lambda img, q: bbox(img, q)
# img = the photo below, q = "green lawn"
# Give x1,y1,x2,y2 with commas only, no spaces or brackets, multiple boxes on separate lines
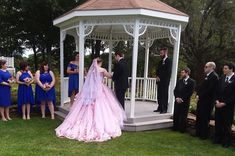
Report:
0,117,234,156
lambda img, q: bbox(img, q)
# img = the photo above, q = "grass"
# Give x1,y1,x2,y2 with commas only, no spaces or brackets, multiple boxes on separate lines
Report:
0,116,234,156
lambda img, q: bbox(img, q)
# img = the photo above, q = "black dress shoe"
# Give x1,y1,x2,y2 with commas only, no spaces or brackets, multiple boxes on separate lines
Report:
213,139,221,144
222,143,230,148
160,111,167,114
200,136,207,140
153,110,160,112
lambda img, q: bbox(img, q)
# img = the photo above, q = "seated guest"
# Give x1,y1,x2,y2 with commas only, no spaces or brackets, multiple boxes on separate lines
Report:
214,63,235,148
67,52,79,106
173,68,195,133
16,61,34,120
0,59,14,121
196,62,219,139
35,62,56,119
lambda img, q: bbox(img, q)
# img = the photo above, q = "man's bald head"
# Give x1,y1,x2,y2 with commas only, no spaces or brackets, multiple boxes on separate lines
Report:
204,62,216,74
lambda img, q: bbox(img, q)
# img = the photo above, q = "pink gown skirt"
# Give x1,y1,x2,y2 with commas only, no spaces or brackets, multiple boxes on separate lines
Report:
55,84,126,142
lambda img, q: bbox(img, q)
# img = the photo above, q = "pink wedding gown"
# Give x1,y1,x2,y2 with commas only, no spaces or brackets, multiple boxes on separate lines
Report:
55,59,126,142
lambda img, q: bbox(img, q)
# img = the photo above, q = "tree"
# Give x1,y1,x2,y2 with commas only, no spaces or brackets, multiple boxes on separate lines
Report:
0,0,24,56
20,0,83,69
162,0,235,84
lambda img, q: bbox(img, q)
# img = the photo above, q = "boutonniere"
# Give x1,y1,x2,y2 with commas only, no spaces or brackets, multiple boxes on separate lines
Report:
228,80,233,84
205,77,208,80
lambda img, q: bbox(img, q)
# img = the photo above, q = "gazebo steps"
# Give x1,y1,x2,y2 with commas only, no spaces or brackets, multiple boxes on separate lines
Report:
55,106,173,132
123,119,173,131
55,111,67,121
126,113,172,123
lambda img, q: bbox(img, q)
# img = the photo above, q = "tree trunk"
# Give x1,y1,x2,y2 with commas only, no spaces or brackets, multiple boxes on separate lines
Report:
46,42,52,67
95,40,101,58
193,62,205,91
91,39,95,59
32,44,38,72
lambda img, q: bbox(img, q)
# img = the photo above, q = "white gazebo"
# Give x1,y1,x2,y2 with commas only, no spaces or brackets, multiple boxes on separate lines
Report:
53,0,189,131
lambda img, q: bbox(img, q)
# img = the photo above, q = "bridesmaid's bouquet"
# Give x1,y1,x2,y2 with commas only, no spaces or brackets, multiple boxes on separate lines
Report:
44,82,51,89
24,77,31,83
8,78,15,84
74,68,79,73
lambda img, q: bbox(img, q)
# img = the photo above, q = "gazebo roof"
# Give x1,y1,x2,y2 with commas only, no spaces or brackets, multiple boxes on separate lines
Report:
54,0,188,26
76,0,187,16
54,0,189,44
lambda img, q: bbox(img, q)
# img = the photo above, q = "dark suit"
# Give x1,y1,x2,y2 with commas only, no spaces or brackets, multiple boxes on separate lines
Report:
214,74,235,146
112,58,128,109
173,77,195,132
196,71,219,139
156,57,172,113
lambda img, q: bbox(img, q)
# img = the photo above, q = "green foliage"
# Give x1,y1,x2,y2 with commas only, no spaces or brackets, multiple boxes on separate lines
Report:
162,0,235,83
0,0,24,56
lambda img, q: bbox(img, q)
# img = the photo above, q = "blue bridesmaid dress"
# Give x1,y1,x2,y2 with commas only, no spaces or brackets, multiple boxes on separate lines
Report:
17,71,34,112
0,70,12,107
35,72,56,105
68,63,79,97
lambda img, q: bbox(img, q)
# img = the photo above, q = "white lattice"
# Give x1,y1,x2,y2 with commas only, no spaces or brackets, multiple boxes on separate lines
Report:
169,29,178,45
61,16,179,47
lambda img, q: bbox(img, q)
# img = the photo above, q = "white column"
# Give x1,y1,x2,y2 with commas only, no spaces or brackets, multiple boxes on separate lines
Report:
78,21,85,91
75,35,79,51
74,35,79,92
108,40,113,87
60,30,66,107
168,25,182,114
143,41,150,100
130,19,140,118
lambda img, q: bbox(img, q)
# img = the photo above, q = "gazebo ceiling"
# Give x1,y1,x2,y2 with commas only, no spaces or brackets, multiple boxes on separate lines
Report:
66,25,170,42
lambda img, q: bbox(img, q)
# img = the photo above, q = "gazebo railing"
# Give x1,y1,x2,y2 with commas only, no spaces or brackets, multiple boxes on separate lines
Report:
62,77,157,105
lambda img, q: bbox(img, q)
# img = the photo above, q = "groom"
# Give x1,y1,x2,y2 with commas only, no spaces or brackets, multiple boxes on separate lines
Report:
112,52,128,109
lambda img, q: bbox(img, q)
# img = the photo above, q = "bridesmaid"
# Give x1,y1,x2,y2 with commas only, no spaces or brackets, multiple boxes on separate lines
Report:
67,52,79,106
0,59,13,121
16,61,34,120
35,62,56,119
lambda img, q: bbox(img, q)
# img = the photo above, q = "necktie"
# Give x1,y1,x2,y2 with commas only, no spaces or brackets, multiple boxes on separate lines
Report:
225,77,229,83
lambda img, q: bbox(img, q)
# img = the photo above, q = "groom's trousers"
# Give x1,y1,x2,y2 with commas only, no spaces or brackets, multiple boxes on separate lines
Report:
115,88,126,109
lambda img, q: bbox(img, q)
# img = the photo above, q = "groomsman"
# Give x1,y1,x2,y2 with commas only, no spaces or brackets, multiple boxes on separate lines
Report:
214,63,235,148
154,47,172,114
173,68,195,132
196,62,219,139
112,52,128,109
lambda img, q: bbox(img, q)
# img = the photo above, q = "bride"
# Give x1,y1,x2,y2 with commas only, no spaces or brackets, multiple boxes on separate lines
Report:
55,58,126,142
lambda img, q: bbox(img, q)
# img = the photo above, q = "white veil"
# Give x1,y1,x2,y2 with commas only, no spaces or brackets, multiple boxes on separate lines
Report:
74,59,102,105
